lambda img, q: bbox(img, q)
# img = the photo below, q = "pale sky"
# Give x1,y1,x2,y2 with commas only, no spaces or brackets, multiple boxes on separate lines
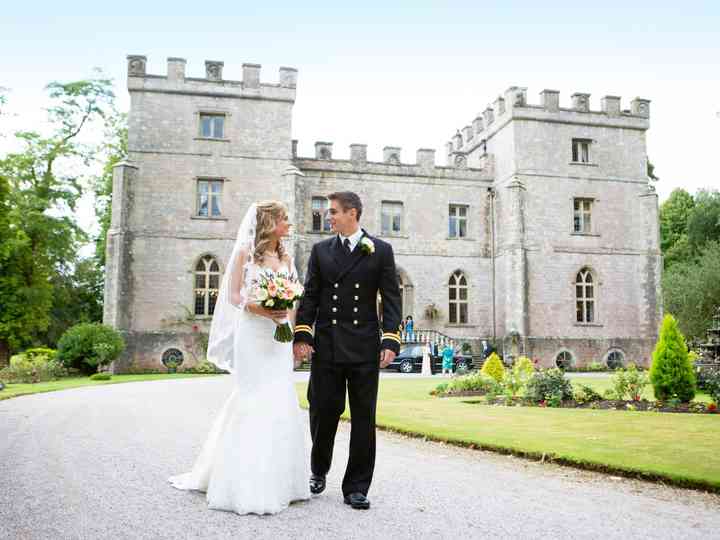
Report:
2,0,719,247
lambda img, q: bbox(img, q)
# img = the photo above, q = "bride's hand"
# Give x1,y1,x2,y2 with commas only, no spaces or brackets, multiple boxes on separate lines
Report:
266,308,289,324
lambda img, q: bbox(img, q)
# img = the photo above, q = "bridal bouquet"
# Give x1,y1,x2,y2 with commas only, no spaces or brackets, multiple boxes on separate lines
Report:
254,269,305,342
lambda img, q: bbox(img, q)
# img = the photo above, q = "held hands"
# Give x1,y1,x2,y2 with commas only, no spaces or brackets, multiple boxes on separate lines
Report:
293,342,314,363
379,349,396,369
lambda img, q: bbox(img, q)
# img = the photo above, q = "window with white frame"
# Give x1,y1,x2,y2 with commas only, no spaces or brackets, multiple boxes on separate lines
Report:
573,198,593,234
194,256,220,316
555,350,574,370
449,204,468,238
572,138,591,163
199,113,225,139
197,179,223,217
575,267,595,323
448,270,468,324
311,197,331,232
381,201,403,236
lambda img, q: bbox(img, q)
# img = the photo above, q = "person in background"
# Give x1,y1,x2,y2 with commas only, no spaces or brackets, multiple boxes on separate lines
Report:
441,343,454,376
404,315,414,342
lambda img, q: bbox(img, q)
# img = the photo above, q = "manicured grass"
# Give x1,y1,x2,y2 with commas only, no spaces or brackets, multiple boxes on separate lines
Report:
296,378,720,491
0,373,222,401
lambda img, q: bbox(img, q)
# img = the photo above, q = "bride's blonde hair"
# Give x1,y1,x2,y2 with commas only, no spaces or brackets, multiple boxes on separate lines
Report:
253,201,288,263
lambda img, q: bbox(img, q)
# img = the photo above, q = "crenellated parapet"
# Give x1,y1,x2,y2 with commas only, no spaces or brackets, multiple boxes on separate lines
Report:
125,55,297,102
447,86,650,162
294,142,493,180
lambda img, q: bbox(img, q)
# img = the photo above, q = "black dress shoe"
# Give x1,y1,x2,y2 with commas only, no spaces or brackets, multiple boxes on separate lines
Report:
343,492,370,510
309,474,326,494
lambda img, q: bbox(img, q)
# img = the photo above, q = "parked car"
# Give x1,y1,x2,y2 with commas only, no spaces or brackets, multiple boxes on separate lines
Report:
386,344,473,374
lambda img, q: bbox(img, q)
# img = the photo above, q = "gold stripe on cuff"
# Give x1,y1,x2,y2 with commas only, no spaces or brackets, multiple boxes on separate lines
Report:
382,335,402,345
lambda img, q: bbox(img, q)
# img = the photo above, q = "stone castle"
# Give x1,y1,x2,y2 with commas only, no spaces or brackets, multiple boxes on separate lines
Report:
104,54,661,372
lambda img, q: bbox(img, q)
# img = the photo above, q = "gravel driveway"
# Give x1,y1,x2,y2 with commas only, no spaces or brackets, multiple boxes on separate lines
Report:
1,376,718,540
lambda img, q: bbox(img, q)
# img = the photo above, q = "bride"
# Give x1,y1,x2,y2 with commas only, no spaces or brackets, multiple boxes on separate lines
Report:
169,201,310,515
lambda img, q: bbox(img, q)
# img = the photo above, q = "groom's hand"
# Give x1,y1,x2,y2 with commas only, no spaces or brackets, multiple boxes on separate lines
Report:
293,342,314,361
379,349,396,369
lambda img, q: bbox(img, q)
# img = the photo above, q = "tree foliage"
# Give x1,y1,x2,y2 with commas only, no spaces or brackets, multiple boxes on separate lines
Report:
662,241,720,341
0,74,116,355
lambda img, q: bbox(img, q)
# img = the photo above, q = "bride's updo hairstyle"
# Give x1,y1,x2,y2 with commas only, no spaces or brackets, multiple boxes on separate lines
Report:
253,200,288,264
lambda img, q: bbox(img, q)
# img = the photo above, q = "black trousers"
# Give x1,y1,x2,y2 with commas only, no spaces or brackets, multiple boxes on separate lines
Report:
307,360,379,497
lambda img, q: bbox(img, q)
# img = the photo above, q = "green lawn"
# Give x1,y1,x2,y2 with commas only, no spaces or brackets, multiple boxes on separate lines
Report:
0,373,222,401
296,377,720,492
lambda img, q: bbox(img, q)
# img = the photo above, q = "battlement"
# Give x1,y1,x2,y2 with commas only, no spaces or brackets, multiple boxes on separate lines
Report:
292,141,493,180
125,55,297,102
447,86,650,160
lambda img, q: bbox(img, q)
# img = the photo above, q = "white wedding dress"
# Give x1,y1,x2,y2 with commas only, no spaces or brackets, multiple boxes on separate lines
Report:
169,261,310,515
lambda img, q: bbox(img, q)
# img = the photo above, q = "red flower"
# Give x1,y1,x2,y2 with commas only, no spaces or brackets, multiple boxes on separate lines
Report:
192,324,199,332
708,403,718,413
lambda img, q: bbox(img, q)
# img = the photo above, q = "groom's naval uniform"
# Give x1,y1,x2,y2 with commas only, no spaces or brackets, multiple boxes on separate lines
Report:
293,228,401,499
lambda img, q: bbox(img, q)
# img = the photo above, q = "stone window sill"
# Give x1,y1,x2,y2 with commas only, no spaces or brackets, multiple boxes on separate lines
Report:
447,237,474,241
574,322,603,328
569,161,599,167
446,323,478,328
570,232,600,237
379,233,409,239
307,230,334,235
194,137,231,143
192,315,213,321
191,215,228,221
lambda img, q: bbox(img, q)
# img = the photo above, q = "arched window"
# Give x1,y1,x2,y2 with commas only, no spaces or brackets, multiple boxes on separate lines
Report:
606,350,625,370
555,350,575,370
194,255,221,316
449,271,468,324
575,268,595,323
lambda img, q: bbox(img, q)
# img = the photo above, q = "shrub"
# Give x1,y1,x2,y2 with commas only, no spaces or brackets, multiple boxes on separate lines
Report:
480,352,505,382
57,323,125,374
609,364,649,401
0,353,67,383
587,361,606,372
503,356,535,397
183,360,226,374
650,315,696,402
440,372,502,395
24,347,58,361
701,370,720,404
525,368,573,404
89,372,112,381
574,384,603,404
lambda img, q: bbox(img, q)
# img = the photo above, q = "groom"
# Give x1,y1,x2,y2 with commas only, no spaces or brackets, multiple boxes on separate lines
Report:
293,191,401,510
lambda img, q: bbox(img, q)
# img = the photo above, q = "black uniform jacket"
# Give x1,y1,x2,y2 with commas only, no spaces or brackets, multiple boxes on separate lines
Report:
293,230,402,364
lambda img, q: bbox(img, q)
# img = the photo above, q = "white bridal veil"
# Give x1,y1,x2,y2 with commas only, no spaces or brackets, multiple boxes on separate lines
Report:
206,203,258,374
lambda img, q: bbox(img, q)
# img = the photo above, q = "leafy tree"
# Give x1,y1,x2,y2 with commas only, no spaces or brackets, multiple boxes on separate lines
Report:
46,257,104,347
687,189,720,254
93,109,127,270
650,314,696,402
659,188,694,266
0,75,115,359
663,241,720,341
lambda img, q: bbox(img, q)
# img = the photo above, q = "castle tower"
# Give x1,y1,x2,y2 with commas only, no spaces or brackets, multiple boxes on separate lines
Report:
448,86,657,366
105,56,298,371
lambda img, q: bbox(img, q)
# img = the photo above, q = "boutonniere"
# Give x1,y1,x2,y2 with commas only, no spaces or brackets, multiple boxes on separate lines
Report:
359,237,375,255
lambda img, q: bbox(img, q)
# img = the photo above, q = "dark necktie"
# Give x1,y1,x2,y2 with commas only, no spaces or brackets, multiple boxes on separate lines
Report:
343,238,351,254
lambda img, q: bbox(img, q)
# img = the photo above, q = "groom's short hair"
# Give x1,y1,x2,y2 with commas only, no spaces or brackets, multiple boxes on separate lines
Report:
328,191,363,221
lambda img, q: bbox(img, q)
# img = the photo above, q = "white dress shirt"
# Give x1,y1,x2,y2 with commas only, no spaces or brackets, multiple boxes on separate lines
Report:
339,228,364,253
